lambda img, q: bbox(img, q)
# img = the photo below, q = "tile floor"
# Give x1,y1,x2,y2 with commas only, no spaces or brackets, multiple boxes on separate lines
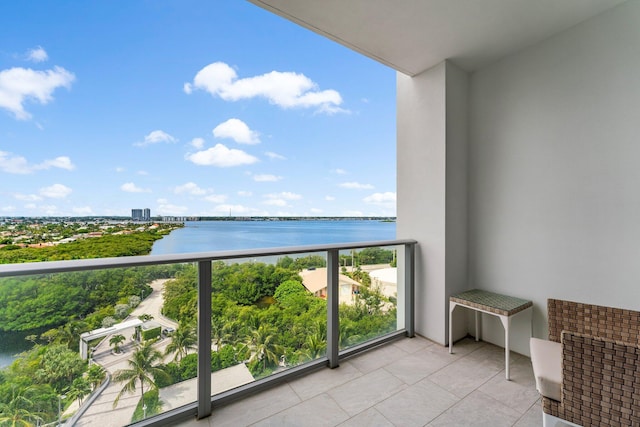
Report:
176,336,544,427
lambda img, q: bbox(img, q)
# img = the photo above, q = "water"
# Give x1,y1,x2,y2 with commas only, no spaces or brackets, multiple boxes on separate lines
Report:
151,220,396,255
0,220,396,368
0,330,36,368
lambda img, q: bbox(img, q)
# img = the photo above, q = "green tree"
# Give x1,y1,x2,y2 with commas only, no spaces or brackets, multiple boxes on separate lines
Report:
86,364,106,390
67,376,91,407
164,322,197,362
248,325,282,374
34,345,84,392
109,334,126,354
0,387,44,427
112,340,168,409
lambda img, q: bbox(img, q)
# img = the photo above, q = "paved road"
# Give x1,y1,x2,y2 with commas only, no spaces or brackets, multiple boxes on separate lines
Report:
75,279,178,426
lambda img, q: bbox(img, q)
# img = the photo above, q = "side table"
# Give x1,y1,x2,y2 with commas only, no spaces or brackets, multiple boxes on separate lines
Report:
449,289,533,380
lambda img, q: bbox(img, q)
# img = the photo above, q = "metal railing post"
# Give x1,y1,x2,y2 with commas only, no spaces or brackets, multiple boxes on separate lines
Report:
197,261,212,419
327,249,339,368
404,243,415,338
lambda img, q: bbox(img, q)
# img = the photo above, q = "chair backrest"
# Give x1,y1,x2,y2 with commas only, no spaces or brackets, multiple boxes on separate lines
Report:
547,298,640,344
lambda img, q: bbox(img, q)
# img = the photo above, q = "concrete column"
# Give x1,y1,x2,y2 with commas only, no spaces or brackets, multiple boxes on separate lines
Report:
396,61,469,345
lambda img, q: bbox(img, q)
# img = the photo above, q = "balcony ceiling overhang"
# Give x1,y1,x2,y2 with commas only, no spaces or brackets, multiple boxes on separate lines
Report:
248,0,627,75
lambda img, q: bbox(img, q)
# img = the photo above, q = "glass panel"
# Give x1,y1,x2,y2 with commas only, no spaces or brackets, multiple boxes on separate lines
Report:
338,245,400,350
0,264,188,426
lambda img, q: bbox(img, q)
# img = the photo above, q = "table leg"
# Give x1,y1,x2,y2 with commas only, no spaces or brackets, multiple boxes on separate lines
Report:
475,311,480,341
449,302,455,354
499,315,511,380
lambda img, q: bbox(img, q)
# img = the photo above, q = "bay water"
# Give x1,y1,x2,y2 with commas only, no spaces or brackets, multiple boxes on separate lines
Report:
150,220,397,255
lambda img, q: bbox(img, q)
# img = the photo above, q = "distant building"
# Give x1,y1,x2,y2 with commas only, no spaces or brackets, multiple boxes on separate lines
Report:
132,208,151,221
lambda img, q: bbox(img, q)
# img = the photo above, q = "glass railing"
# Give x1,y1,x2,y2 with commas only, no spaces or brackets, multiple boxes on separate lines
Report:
0,239,415,426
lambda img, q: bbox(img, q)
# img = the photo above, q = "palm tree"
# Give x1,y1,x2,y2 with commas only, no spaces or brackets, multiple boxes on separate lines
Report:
112,340,168,409
0,387,44,427
164,322,197,362
86,364,106,390
248,325,282,371
301,332,326,360
109,334,126,354
67,377,91,407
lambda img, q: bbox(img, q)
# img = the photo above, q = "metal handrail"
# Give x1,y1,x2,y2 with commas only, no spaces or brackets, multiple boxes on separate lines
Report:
0,239,417,277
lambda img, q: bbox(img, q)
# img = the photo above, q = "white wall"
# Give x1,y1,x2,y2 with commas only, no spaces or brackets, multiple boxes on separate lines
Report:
397,61,469,345
469,0,640,355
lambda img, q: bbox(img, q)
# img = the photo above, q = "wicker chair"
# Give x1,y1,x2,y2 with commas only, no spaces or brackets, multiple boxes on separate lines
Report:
530,299,640,427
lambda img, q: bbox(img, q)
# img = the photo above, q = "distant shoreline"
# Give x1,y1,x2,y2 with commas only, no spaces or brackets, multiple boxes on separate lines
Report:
1,216,396,222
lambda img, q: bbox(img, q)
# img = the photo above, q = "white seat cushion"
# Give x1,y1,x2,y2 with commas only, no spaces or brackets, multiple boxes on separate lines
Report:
530,337,562,401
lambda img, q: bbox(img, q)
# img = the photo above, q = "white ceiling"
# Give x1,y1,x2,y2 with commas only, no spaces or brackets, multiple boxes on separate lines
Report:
249,0,627,76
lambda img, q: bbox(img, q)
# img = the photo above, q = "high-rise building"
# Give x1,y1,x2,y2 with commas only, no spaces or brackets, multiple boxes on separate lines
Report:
131,208,151,221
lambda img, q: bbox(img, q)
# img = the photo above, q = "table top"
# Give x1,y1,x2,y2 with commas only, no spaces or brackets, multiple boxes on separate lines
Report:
450,289,532,316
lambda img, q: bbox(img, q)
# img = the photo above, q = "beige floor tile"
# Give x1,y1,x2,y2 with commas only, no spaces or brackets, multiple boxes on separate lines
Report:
428,390,522,427
288,361,363,401
479,372,541,414
385,345,457,385
375,378,458,426
513,400,543,427
209,383,301,427
251,393,349,427
428,353,503,398
336,408,394,427
346,343,409,374
327,368,406,416
391,335,433,353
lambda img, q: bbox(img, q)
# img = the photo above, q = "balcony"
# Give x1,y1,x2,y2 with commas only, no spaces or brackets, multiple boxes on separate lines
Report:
175,336,540,427
0,240,423,426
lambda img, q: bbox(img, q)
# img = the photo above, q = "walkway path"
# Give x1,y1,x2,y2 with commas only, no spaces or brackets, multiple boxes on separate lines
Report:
75,279,178,426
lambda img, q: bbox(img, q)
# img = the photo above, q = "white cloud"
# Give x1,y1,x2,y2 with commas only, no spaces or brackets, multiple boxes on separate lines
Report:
190,137,205,149
263,192,301,207
173,182,207,196
265,151,286,160
343,210,364,217
0,151,75,174
39,156,75,171
186,144,259,167
73,206,93,215
238,191,253,197
121,182,151,193
134,130,177,147
184,62,346,114
14,193,42,201
263,198,287,207
204,194,227,203
213,118,260,145
253,174,282,182
156,202,188,216
39,183,72,199
0,66,75,120
1,206,16,213
115,167,125,172
40,204,59,215
137,170,148,175
325,195,335,201
363,192,397,204
332,168,347,175
26,46,48,63
340,182,374,190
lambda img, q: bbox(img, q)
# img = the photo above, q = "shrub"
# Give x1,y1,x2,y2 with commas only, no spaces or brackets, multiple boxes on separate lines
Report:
141,326,161,341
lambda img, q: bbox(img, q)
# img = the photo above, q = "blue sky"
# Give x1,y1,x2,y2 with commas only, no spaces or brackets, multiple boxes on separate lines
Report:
0,1,396,218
